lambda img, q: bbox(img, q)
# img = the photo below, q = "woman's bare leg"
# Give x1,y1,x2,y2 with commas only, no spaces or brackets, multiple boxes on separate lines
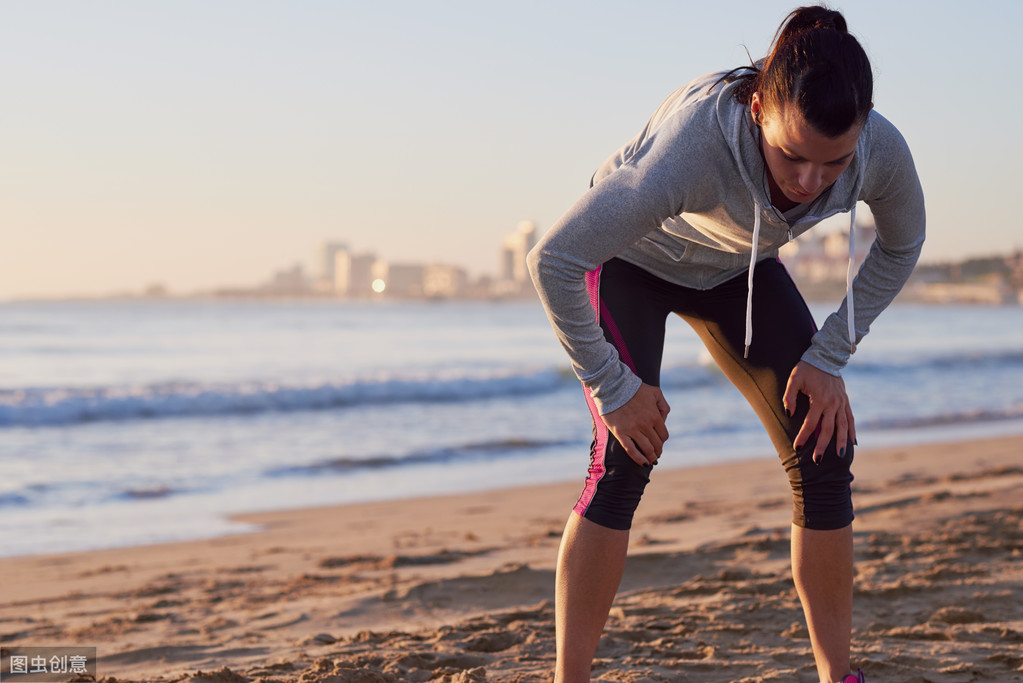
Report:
792,523,854,682
554,512,630,683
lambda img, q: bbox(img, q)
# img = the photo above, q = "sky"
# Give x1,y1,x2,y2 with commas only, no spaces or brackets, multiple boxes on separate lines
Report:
2,0,1020,300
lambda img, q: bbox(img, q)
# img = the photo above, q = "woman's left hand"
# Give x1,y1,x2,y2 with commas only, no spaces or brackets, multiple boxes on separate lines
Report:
782,360,856,464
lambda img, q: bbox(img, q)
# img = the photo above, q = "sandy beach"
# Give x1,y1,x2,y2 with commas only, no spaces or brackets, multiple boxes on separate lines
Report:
2,434,1021,682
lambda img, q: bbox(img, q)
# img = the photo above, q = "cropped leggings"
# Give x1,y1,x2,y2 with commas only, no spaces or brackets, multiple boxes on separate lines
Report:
576,257,855,532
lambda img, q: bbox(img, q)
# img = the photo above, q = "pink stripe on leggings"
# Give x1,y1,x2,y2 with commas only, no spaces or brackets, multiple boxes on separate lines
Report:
574,264,635,517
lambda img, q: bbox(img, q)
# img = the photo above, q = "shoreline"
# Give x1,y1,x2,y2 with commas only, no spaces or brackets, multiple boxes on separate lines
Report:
6,413,1023,564
2,434,1022,681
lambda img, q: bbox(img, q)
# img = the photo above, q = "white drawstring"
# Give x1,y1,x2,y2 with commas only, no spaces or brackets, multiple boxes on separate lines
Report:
744,201,762,359
846,204,857,354
744,201,856,359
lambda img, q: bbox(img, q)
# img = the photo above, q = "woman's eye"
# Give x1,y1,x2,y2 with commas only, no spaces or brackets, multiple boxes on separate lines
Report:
783,154,800,162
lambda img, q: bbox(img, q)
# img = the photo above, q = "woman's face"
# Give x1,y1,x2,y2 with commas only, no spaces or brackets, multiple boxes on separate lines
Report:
752,92,862,208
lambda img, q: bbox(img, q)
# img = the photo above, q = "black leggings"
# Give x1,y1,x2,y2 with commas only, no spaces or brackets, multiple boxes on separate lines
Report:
576,257,855,531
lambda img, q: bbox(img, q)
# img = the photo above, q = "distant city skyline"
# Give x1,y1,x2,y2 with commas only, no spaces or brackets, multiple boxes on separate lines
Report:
173,220,536,300
3,1,1021,300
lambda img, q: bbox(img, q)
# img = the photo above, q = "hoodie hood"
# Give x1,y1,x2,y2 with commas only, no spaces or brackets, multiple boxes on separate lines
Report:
711,76,866,356
714,74,869,223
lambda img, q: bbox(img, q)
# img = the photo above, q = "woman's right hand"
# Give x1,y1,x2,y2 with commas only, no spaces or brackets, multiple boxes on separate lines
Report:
601,383,670,467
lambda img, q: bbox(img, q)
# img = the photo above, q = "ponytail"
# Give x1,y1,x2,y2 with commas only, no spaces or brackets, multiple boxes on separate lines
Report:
727,5,873,137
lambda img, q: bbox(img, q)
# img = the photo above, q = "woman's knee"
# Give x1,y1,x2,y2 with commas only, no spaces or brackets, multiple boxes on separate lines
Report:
574,443,652,531
786,439,856,530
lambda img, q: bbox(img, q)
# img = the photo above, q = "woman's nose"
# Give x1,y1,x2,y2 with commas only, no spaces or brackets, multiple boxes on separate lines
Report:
798,166,824,193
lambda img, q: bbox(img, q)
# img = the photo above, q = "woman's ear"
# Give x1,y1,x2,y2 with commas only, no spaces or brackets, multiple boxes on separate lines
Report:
751,91,763,126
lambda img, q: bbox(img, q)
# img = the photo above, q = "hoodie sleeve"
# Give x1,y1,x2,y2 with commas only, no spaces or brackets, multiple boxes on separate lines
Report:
527,121,692,415
801,113,926,375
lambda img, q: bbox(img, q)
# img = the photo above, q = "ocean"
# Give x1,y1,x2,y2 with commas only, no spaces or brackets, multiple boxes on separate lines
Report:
2,298,1022,558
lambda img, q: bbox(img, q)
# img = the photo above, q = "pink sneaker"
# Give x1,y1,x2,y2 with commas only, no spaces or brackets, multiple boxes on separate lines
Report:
840,670,865,683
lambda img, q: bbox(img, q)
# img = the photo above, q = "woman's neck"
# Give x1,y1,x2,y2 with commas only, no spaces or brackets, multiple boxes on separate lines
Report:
764,167,799,212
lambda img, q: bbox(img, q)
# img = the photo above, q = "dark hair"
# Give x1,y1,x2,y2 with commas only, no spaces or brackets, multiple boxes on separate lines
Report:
725,5,873,137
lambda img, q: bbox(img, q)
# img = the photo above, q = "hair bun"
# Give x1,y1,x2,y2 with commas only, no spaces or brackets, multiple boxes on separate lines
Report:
780,5,848,39
720,4,871,136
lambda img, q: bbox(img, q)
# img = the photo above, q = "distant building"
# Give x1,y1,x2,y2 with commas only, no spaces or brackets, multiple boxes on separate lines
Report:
908,249,1023,305
371,261,425,298
501,221,537,283
1008,250,1023,292
463,274,495,299
495,220,538,298
423,264,468,299
260,263,311,296
335,250,376,297
316,241,348,292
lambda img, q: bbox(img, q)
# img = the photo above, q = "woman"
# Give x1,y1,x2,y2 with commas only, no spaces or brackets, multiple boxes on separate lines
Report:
527,6,925,683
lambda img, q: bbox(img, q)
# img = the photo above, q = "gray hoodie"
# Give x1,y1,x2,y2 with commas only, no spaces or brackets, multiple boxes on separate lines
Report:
527,70,926,416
